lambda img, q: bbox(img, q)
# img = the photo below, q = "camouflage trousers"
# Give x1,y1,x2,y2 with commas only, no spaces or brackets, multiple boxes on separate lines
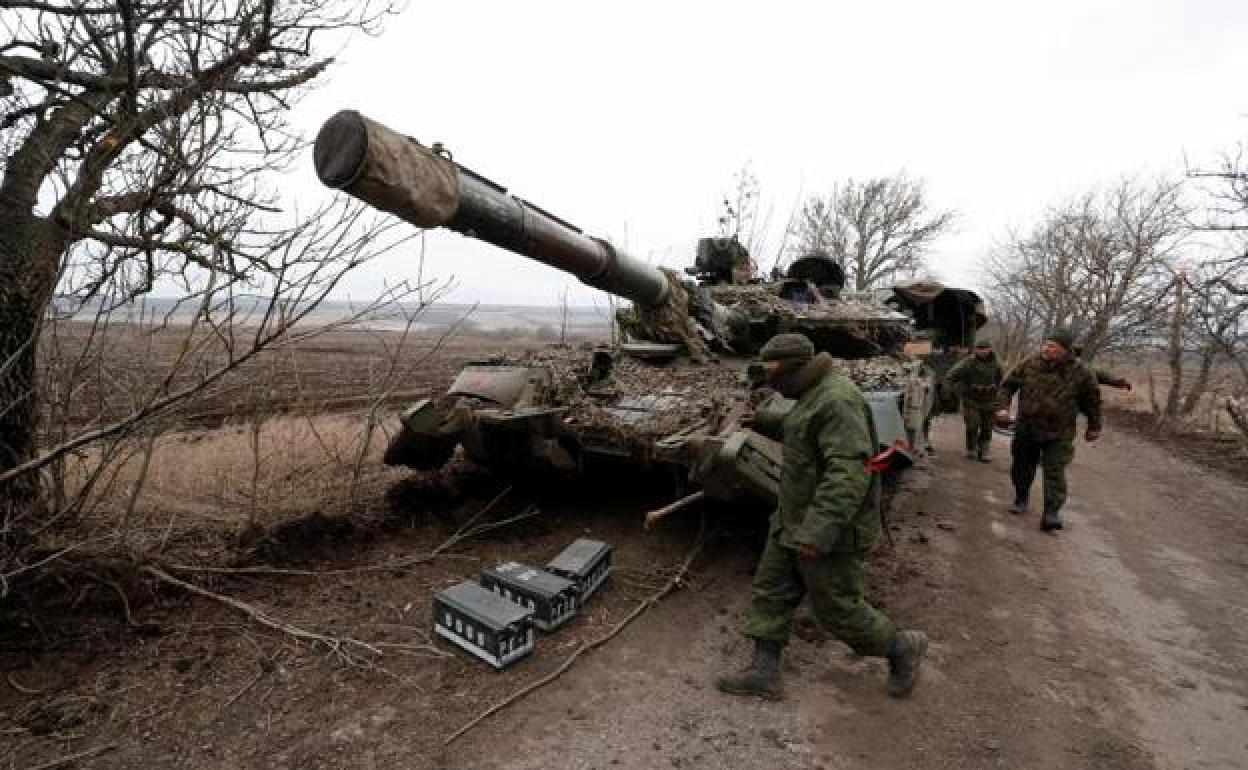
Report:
961,403,995,452
741,532,896,656
1009,433,1075,515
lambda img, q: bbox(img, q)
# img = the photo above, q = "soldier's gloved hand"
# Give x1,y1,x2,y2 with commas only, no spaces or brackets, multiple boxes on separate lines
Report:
794,542,820,560
1085,427,1102,442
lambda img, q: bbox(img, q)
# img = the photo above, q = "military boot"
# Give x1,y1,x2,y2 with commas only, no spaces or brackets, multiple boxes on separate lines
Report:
1040,510,1063,531
977,444,991,463
1008,489,1028,514
715,639,784,700
886,630,928,697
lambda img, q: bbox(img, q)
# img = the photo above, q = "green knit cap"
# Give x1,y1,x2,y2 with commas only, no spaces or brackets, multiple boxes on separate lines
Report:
760,332,815,362
1045,327,1075,351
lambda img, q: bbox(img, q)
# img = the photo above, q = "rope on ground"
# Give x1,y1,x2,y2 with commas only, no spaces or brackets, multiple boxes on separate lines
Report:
443,514,714,747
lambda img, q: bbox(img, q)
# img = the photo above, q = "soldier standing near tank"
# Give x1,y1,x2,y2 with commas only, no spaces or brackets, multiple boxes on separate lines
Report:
945,339,1004,462
715,333,927,700
995,328,1102,532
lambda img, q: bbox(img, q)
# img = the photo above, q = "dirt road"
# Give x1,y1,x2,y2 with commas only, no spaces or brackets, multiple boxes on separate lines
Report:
450,417,1248,770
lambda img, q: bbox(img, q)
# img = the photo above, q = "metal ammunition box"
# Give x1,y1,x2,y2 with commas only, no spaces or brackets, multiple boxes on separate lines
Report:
433,580,534,669
546,539,612,602
480,562,578,631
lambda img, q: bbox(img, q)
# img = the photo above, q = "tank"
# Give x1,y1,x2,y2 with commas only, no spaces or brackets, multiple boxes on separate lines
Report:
313,111,985,507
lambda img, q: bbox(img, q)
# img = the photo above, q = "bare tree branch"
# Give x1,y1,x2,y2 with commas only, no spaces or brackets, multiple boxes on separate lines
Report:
788,173,955,290
0,0,407,566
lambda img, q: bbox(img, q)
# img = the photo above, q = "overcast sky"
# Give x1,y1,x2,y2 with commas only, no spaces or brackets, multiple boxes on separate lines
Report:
289,0,1248,306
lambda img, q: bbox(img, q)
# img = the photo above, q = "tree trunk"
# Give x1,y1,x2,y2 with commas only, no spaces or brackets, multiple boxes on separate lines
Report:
1227,397,1248,442
0,215,61,562
1081,318,1110,362
1162,275,1185,422
1,300,41,560
1180,346,1217,416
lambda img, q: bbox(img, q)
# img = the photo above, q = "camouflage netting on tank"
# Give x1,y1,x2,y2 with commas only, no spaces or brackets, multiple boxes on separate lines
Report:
707,284,910,323
827,356,916,391
624,268,711,362
492,345,917,456
498,346,742,451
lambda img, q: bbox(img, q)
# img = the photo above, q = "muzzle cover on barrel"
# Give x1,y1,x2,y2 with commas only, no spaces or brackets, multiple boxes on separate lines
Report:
314,110,669,308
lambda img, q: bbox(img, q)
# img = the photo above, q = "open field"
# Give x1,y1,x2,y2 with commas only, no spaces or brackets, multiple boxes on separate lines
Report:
39,313,607,432
1088,356,1247,483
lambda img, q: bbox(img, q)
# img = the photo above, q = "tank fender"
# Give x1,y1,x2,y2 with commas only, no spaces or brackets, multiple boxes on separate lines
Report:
383,398,464,469
448,365,551,408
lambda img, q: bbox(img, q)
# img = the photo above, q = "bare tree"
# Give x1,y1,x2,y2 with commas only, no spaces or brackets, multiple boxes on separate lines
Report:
788,173,955,290
983,178,1187,361
1184,145,1248,435
0,1,406,563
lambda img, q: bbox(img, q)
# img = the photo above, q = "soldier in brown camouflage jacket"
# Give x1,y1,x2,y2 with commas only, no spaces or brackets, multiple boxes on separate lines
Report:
995,328,1102,532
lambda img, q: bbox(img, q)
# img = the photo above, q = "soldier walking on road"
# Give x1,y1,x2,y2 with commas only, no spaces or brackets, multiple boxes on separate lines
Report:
945,339,1004,462
715,333,927,700
995,328,1102,532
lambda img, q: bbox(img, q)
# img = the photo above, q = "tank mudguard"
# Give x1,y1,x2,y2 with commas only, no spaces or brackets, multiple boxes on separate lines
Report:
448,365,550,407
383,398,463,469
689,429,782,506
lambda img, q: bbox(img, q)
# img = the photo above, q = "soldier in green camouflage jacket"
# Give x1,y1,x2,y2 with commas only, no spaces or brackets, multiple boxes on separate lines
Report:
995,328,1102,532
945,339,1004,462
715,333,927,701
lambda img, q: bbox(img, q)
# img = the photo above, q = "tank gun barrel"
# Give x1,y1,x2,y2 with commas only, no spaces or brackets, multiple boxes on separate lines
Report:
313,110,670,307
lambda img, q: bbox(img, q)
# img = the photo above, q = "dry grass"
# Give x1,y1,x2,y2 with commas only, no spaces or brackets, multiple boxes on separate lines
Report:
62,410,412,558
1096,354,1244,436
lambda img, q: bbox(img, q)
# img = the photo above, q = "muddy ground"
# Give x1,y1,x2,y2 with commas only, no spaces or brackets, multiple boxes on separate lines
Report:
443,417,1248,770
4,359,1247,769
1103,405,1248,485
